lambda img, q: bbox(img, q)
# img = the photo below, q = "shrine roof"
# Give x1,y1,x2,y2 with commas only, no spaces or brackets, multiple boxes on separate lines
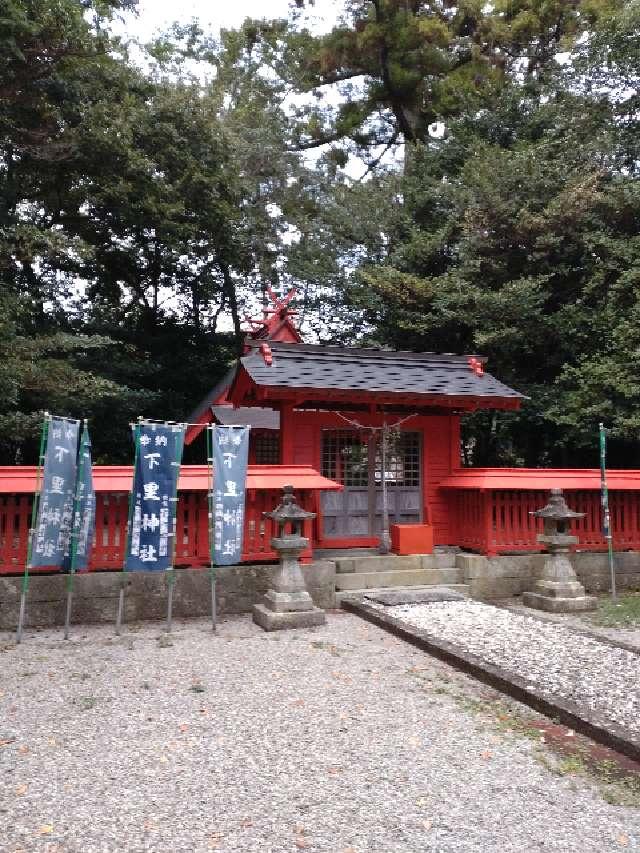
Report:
186,366,236,425
234,342,524,407
212,405,279,430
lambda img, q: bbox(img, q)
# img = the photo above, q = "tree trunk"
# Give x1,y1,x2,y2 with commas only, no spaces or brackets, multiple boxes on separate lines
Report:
220,260,243,354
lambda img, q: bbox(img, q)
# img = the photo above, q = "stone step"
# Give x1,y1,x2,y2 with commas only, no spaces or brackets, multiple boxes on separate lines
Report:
334,553,457,574
335,568,464,591
336,584,470,606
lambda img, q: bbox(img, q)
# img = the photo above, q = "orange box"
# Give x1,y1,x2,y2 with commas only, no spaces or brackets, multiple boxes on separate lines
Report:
390,523,434,555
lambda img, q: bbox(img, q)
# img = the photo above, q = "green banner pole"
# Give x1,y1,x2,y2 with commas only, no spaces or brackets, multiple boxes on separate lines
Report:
64,419,87,640
599,423,617,603
207,425,217,632
16,412,50,644
165,424,184,634
116,417,142,635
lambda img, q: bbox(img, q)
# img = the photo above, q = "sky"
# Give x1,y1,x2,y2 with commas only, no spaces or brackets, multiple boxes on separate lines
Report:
116,0,339,41
108,1,348,332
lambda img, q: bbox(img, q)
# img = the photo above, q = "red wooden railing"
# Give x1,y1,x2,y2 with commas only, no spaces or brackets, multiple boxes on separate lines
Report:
4,466,640,567
0,489,315,575
441,468,640,556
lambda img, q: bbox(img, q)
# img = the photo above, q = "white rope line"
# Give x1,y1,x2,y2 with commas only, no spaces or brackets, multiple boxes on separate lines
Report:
330,411,418,432
128,420,248,429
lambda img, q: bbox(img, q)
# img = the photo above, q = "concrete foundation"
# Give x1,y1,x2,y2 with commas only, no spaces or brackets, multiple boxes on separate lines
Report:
3,549,639,630
456,551,640,600
0,561,336,631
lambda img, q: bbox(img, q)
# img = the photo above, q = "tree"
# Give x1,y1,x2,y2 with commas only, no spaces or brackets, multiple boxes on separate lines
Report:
337,60,640,466
284,0,622,167
0,1,152,462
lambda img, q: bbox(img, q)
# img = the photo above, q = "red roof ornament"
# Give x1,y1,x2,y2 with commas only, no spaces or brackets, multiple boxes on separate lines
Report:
259,342,273,366
243,287,303,347
468,357,484,376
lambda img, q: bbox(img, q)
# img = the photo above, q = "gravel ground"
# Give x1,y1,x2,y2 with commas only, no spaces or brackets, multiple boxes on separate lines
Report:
503,598,640,652
1,612,639,853
371,600,640,736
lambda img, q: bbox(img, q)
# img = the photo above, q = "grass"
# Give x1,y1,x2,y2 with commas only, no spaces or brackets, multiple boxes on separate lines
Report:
412,669,640,807
588,592,640,628
543,748,640,807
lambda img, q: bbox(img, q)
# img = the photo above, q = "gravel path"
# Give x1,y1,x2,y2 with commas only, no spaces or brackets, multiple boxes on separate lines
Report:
371,600,640,736
503,598,640,652
1,613,639,853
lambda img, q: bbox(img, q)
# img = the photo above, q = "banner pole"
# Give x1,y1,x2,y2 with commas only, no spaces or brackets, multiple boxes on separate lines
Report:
64,419,87,640
165,424,184,634
16,412,50,644
599,423,617,603
117,417,142,635
206,426,217,631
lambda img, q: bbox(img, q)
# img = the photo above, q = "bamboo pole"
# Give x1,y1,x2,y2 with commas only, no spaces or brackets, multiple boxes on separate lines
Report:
16,413,50,644
207,425,217,632
165,425,185,634
116,417,142,635
599,423,617,603
64,419,88,640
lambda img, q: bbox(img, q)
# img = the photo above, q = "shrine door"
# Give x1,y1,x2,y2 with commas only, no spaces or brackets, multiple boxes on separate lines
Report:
320,430,422,540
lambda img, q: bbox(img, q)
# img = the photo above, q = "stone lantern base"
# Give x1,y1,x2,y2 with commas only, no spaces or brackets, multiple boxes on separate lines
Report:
252,534,327,632
523,589,597,613
253,600,327,632
523,535,597,613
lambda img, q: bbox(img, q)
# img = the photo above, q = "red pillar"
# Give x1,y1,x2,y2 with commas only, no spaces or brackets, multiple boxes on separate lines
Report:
280,403,295,464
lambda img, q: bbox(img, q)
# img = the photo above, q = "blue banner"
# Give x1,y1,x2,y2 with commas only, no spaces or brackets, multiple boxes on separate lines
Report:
210,425,250,565
31,417,80,569
125,423,185,572
71,423,95,572
600,423,611,539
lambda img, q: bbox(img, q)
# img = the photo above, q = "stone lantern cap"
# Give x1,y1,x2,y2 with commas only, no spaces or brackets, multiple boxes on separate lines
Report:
531,488,585,521
264,484,316,525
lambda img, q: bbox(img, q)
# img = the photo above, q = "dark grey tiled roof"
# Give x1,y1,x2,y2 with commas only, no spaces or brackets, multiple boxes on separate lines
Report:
187,366,237,423
240,343,523,401
212,405,279,430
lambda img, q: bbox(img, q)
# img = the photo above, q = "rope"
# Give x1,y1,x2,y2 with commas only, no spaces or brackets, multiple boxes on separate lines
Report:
330,411,418,432
129,419,248,429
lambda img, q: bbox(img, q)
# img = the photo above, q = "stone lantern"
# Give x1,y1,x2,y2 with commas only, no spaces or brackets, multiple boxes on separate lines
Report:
253,485,327,631
523,488,596,612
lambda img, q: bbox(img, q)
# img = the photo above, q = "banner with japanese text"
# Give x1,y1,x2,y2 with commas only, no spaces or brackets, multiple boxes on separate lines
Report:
31,417,79,569
210,425,250,565
124,423,185,572
71,422,95,572
600,424,611,539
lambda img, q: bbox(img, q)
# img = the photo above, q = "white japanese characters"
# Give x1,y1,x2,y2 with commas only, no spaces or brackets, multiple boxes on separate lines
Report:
143,482,161,501
32,417,79,568
210,425,249,566
144,452,161,470
126,424,185,571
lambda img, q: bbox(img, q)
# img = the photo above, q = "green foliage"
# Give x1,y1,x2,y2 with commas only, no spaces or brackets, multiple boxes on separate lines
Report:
589,593,640,627
286,0,623,165
337,46,640,464
0,3,287,463
3,0,640,472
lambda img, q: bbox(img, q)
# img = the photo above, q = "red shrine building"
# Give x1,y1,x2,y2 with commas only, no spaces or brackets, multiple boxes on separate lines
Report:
186,290,523,553
3,288,640,575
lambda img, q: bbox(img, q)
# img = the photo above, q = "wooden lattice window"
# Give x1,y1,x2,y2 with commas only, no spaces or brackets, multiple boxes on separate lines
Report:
321,431,370,486
253,433,280,464
377,432,421,487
